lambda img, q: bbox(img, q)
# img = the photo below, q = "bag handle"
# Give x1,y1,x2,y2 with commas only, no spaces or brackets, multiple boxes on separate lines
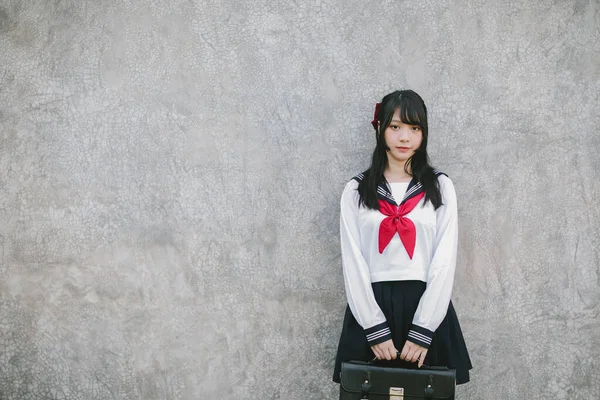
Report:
369,351,448,369
369,351,421,364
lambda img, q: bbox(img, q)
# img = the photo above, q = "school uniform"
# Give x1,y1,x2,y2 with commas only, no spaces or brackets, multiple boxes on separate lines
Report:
332,172,472,385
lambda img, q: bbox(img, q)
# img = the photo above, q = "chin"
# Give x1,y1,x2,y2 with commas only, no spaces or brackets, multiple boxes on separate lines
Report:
393,153,413,161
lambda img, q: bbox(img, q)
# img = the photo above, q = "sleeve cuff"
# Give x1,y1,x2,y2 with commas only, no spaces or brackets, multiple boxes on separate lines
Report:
407,324,435,349
364,322,392,345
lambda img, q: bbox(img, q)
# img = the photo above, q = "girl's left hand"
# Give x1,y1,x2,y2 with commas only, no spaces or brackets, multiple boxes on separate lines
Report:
399,341,428,368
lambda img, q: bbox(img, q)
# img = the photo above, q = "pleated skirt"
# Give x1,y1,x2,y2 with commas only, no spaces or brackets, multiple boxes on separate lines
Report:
332,280,472,385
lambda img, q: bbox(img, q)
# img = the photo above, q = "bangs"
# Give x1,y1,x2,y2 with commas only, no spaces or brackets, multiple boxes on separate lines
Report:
398,103,424,127
382,91,427,129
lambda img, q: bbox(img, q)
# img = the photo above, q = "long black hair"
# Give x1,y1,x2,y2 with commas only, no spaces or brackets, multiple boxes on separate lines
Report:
357,90,443,210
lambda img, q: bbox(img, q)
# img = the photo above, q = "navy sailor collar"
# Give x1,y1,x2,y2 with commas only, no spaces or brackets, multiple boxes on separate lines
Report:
352,170,447,206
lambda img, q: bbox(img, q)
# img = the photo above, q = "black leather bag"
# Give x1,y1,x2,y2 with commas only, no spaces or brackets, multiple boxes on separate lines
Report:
340,360,455,399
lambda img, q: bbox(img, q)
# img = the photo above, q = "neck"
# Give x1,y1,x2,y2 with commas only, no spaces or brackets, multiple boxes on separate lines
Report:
385,157,412,180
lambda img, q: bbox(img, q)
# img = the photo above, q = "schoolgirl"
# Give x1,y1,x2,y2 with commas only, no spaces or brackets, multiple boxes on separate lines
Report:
333,90,472,388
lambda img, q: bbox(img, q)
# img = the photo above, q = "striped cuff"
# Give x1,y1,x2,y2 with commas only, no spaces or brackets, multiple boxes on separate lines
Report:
407,325,434,349
364,322,392,345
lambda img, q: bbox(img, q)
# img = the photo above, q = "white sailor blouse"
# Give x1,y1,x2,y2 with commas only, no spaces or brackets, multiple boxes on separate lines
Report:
340,171,458,349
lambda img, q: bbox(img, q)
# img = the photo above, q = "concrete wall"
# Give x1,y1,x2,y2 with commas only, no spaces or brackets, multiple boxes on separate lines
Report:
1,0,599,399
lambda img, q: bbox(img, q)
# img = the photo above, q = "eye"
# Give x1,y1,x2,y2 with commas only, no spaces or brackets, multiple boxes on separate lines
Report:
390,125,400,130
411,126,421,131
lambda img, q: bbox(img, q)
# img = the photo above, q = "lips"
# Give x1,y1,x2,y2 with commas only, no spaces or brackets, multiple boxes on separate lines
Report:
396,147,411,152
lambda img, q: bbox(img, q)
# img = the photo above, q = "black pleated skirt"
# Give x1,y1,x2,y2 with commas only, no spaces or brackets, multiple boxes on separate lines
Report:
333,280,472,385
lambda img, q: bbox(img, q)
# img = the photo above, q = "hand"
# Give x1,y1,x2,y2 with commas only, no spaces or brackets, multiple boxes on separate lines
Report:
399,341,428,368
370,339,398,361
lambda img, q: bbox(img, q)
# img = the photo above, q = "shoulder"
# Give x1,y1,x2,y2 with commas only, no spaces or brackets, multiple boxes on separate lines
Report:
343,176,360,193
344,171,366,189
350,172,365,183
431,169,452,186
340,174,361,204
434,172,457,204
435,172,452,186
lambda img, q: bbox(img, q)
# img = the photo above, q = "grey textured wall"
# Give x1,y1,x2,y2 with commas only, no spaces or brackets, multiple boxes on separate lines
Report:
1,0,599,399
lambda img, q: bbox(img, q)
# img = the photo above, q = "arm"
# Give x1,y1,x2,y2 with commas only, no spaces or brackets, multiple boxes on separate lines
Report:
407,175,459,349
340,181,392,346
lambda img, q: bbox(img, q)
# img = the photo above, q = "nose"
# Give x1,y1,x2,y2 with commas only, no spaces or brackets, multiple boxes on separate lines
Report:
397,127,410,141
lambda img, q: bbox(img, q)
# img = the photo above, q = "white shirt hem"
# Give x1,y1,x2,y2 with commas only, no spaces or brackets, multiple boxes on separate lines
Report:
370,270,427,283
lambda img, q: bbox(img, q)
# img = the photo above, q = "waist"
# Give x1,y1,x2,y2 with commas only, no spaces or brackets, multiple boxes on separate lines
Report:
370,268,427,283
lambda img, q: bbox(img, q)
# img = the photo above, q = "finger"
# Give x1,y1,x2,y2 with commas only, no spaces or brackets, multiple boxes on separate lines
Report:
386,344,397,360
390,346,398,360
372,347,382,360
419,349,428,368
383,345,393,360
370,346,380,360
402,342,414,360
376,346,385,360
412,349,422,365
406,347,417,363
400,343,410,360
413,350,422,363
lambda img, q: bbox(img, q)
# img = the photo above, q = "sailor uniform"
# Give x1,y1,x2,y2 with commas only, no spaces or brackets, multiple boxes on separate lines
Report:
333,172,472,384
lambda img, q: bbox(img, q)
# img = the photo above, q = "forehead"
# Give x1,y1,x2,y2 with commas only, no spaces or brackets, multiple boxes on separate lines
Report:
390,107,421,125
391,108,408,122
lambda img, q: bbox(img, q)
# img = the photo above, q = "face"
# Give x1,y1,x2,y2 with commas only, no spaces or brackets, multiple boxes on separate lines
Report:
382,108,423,163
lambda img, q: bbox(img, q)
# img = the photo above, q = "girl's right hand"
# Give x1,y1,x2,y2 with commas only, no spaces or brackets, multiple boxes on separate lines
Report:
370,339,398,360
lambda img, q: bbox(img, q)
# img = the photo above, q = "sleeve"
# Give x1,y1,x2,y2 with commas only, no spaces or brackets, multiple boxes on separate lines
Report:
340,181,392,346
407,175,458,349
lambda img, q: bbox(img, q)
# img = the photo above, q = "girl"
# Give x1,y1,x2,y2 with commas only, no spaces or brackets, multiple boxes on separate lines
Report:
333,90,472,388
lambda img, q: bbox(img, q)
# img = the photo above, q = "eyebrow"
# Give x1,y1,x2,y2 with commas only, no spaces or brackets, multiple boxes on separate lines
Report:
391,119,419,125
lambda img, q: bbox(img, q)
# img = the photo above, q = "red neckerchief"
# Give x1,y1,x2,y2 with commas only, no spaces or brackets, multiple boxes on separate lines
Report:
377,192,424,258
